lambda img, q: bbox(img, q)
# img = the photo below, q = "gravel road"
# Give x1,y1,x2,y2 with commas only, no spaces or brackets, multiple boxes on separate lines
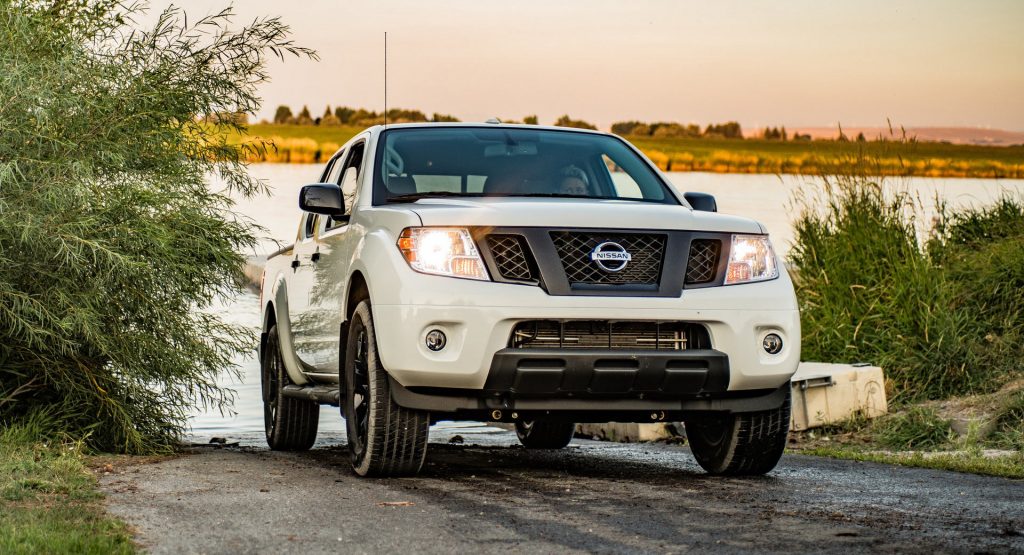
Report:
101,425,1024,554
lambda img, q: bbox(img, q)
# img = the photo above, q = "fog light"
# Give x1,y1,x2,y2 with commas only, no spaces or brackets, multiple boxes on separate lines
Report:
425,329,447,352
762,333,783,354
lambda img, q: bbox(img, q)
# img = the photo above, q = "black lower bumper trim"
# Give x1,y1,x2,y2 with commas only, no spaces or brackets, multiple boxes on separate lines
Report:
484,348,729,397
389,377,791,418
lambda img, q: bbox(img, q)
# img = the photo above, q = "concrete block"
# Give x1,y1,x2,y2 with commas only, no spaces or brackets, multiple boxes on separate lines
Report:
575,423,676,442
790,362,887,431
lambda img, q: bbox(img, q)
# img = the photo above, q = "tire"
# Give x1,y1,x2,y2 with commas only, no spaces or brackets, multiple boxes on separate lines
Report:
684,388,791,476
261,324,319,451
343,301,429,477
515,420,576,449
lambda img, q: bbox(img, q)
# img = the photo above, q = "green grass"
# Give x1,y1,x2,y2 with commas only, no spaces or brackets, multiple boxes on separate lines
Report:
990,390,1024,450
0,420,135,554
629,135,1024,167
245,123,363,145
872,406,956,450
233,123,1024,178
796,446,1024,480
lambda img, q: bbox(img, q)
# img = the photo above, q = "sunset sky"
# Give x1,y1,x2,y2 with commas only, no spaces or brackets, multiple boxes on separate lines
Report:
154,0,1024,131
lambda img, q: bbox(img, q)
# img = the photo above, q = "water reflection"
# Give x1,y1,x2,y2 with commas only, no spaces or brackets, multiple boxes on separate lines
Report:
188,291,346,446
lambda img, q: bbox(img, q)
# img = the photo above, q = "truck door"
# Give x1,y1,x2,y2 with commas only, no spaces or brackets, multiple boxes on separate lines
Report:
285,212,321,370
305,139,367,377
288,154,345,371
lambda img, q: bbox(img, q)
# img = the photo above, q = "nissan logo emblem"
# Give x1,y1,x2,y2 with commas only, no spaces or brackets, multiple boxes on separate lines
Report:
590,241,632,272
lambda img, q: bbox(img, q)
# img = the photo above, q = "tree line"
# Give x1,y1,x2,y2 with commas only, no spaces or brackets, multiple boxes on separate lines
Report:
263,105,869,143
268,104,555,127
611,121,746,139
273,105,462,126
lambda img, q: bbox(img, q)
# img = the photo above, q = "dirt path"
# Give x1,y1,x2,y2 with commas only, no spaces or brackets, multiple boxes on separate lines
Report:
101,428,1023,554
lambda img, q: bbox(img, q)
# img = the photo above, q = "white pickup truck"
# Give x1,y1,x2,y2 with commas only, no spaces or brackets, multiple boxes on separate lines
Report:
259,122,800,477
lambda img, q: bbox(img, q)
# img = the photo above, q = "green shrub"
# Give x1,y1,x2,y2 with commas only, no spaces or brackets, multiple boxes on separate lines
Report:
0,1,313,453
790,165,1024,402
931,198,1024,345
791,176,974,400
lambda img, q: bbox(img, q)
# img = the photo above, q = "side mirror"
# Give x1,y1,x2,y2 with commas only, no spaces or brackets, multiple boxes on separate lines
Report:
299,183,345,216
684,192,717,212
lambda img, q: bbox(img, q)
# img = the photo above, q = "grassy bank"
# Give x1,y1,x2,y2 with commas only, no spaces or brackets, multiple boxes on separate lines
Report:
789,382,1024,479
629,135,1024,178
230,123,1024,178
786,164,1024,476
0,421,135,554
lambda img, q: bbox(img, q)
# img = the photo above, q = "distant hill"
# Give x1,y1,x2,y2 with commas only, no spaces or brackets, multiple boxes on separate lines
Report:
789,126,1024,146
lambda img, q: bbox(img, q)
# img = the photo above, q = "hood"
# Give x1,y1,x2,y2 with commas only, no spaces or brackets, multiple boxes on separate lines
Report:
407,197,764,234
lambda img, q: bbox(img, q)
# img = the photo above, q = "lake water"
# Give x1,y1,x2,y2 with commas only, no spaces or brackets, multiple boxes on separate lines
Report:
189,165,1024,444
233,163,1024,257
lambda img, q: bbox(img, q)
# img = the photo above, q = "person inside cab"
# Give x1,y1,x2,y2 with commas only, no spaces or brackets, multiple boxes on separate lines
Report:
557,165,590,196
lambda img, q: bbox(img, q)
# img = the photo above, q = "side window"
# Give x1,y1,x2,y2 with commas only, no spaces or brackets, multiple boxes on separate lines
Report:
326,141,366,230
601,154,643,199
323,152,345,185
301,213,318,240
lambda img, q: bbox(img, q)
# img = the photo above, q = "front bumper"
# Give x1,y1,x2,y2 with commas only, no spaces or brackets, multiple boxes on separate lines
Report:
485,348,730,396
372,269,801,395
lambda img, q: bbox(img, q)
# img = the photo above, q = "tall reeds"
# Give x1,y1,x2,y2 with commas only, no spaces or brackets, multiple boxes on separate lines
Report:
789,165,1024,403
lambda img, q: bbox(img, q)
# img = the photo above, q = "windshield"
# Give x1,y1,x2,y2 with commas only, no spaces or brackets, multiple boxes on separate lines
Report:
373,127,679,204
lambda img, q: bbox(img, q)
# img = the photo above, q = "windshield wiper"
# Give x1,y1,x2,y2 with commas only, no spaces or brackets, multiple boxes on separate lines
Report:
510,193,615,200
387,191,486,202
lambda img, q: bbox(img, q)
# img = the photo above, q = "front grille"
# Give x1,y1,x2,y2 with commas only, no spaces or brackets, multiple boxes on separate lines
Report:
486,235,534,281
685,239,721,284
551,232,664,285
510,320,711,350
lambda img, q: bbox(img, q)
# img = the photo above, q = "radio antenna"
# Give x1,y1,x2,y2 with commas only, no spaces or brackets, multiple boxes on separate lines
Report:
383,31,388,128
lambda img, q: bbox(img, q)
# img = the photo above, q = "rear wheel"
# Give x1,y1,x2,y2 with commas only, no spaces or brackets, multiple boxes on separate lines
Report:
343,301,429,477
261,324,319,451
515,420,576,449
684,388,791,475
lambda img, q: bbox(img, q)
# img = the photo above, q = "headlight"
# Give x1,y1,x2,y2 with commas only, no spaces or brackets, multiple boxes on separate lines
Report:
724,234,779,285
397,227,489,281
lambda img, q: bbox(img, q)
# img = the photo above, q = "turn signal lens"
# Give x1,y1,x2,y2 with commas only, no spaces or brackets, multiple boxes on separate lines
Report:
724,234,779,285
397,227,489,281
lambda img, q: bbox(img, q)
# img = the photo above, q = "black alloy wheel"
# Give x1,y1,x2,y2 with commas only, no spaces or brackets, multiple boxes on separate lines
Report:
342,300,430,476
261,324,319,450
346,326,371,463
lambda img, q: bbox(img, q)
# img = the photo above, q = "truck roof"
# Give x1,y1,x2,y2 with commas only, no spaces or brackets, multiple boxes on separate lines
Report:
361,121,614,137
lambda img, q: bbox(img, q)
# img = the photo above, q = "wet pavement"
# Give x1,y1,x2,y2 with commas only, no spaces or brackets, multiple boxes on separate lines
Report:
101,424,1024,554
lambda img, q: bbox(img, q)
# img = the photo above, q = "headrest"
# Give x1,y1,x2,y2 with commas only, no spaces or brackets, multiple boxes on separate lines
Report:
386,176,417,195
483,173,523,194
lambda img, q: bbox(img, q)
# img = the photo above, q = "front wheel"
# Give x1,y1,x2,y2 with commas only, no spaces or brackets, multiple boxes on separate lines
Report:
515,420,576,449
684,389,791,476
343,301,429,477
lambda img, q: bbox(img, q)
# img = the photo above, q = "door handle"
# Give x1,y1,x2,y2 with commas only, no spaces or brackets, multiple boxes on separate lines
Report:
311,252,321,263
291,259,300,269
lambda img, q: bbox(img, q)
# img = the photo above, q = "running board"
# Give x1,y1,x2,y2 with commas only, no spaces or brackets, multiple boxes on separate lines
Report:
281,384,341,406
